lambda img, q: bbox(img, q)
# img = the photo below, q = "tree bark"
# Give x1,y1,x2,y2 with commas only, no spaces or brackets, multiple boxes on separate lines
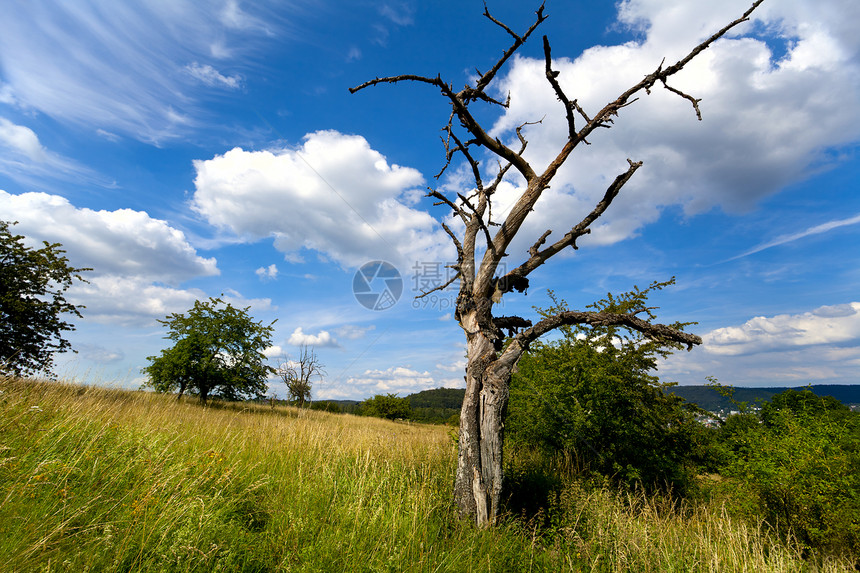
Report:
453,308,512,527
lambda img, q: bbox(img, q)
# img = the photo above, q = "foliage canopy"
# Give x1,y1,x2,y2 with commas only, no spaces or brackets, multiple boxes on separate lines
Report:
360,393,412,420
0,220,90,377
507,280,706,492
143,297,275,403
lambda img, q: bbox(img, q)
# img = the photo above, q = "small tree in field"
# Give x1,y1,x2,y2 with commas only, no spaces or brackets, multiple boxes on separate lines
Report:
143,297,275,403
352,2,764,525
277,344,324,408
360,393,412,421
0,220,90,377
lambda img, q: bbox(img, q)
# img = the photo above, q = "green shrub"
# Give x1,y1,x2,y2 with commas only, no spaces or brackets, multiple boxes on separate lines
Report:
359,393,411,420
719,389,860,558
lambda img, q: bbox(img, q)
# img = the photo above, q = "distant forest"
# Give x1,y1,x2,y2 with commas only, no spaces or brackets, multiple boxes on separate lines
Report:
667,384,860,413
312,385,860,424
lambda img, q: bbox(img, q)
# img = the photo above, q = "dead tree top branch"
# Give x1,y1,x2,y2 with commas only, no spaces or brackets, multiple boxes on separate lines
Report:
351,1,762,526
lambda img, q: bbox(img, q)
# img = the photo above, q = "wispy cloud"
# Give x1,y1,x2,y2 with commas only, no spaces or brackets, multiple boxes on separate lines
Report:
0,2,291,143
185,63,243,89
0,117,115,188
730,213,860,261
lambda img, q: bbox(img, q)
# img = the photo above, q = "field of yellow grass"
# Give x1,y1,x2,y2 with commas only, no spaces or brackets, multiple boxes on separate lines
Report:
0,377,853,572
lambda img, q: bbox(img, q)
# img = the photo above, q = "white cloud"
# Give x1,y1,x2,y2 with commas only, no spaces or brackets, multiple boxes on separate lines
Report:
0,191,218,284
0,2,289,143
703,302,860,356
732,213,860,260
255,264,279,280
346,46,362,62
77,344,125,364
335,324,376,340
435,359,466,373
0,118,113,189
263,345,284,359
0,190,225,327
0,118,45,161
185,62,242,89
343,366,435,397
659,301,860,387
69,276,206,327
191,130,453,268
379,3,415,26
288,327,339,348
477,0,860,261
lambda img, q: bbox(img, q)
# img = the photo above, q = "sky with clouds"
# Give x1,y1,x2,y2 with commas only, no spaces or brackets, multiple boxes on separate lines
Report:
1,0,858,399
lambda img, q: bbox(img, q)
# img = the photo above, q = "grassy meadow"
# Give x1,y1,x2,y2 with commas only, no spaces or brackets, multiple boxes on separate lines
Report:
0,376,854,572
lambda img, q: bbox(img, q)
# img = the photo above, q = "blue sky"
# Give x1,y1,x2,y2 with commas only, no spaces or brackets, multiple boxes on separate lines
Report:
1,0,858,400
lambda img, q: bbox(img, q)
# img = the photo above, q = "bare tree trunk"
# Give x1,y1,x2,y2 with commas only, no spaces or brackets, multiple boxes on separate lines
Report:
454,309,512,527
351,0,762,529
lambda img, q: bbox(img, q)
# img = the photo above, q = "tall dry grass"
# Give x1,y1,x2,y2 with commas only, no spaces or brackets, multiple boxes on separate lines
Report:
0,376,853,572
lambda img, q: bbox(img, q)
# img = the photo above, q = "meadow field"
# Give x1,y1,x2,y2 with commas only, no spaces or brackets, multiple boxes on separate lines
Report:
0,377,853,572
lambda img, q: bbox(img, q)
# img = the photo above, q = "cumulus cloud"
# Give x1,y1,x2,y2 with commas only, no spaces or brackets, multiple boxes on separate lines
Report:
69,276,207,327
255,264,279,280
0,190,225,327
0,191,218,283
345,366,435,396
263,345,284,359
288,327,339,348
0,117,45,161
0,118,114,189
191,130,452,268
659,301,860,387
435,359,466,373
704,302,860,356
475,0,860,261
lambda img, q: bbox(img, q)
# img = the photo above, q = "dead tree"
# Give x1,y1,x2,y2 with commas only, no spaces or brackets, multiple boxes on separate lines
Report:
352,1,764,526
277,344,324,408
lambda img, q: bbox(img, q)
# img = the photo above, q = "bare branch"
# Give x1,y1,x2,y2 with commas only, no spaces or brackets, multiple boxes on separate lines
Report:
529,229,552,257
441,221,464,261
498,159,643,292
661,80,703,120
350,74,448,94
543,35,578,141
416,270,461,299
458,192,497,256
470,2,548,95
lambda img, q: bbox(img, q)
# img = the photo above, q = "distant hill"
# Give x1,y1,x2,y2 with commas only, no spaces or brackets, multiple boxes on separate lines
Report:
313,385,860,422
398,385,860,422
407,388,465,424
667,385,860,413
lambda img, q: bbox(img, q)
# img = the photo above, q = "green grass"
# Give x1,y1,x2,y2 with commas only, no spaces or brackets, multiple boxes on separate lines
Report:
0,377,853,572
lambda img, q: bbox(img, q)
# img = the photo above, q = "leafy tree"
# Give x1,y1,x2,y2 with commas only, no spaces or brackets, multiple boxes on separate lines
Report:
507,281,705,492
360,393,412,420
352,2,763,525
0,220,90,377
143,297,275,403
310,400,342,413
760,387,848,425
